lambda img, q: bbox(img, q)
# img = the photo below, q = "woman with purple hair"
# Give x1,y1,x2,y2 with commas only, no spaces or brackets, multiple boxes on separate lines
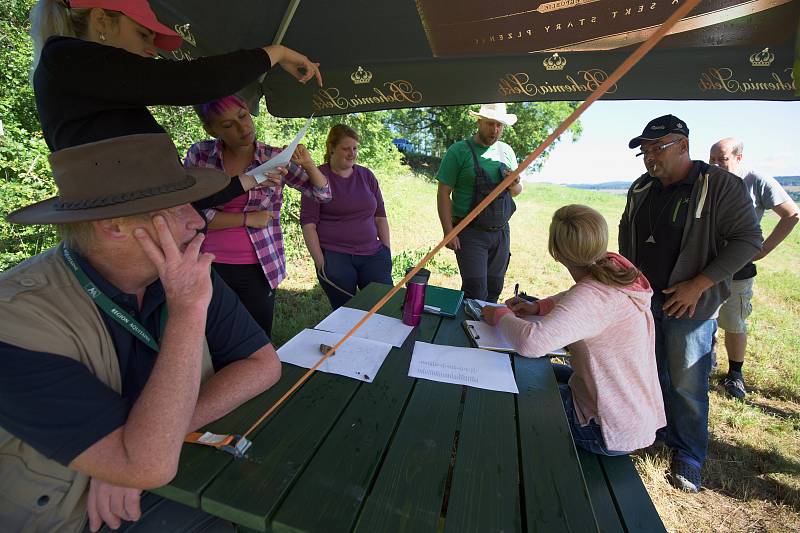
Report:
185,95,331,336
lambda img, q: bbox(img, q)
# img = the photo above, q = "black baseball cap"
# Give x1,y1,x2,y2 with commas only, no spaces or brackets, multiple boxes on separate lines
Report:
628,114,689,148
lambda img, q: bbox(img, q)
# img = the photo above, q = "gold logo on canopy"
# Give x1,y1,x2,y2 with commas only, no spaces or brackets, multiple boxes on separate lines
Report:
749,48,775,67
351,66,373,84
174,23,196,47
543,53,567,71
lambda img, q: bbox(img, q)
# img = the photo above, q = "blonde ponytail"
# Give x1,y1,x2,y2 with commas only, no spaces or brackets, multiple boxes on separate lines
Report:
548,204,640,288
586,255,640,287
29,0,93,72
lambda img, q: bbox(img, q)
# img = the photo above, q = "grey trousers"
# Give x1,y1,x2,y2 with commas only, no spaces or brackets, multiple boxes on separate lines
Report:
84,492,234,533
454,224,511,302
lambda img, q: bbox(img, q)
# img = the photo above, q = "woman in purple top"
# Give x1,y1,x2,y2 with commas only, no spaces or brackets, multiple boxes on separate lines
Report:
301,124,393,309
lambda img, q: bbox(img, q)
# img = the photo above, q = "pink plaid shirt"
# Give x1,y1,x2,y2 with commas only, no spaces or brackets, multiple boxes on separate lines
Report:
184,139,332,289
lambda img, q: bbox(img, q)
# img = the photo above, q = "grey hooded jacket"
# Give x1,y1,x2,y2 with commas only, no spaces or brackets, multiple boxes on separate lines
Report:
619,162,763,320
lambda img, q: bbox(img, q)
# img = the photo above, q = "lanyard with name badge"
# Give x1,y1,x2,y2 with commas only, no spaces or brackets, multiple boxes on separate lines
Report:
62,246,164,351
61,246,252,457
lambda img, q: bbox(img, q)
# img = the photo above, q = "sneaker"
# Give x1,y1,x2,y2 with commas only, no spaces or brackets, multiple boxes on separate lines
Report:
724,371,746,400
669,457,702,493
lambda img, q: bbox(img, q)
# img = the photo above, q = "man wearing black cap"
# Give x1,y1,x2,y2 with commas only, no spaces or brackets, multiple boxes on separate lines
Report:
619,115,762,493
0,134,282,531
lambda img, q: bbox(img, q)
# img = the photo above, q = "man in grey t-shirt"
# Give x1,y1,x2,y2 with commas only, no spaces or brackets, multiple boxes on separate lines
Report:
709,137,799,399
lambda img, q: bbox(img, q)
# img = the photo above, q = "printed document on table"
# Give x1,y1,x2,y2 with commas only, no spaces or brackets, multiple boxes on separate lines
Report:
277,328,392,382
408,341,519,394
315,307,413,347
247,115,313,180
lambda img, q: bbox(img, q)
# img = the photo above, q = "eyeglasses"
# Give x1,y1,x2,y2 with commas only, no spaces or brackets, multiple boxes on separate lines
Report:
636,139,679,157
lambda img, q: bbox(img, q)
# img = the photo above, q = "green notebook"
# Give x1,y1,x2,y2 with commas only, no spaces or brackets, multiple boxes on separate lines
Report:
423,285,465,318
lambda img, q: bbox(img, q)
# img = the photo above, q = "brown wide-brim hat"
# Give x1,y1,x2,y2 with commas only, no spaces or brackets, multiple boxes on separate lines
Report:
7,134,229,225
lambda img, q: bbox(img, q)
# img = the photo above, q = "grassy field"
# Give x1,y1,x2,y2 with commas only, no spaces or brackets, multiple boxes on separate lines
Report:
273,172,800,533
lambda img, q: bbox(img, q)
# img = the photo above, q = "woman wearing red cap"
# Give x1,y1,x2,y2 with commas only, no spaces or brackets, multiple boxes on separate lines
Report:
29,0,323,208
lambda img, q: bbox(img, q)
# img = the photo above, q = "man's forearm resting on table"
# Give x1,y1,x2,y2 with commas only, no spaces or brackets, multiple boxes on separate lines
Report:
69,306,209,489
189,344,281,431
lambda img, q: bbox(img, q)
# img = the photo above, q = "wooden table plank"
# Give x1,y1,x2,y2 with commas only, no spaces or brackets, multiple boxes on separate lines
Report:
444,388,521,533
152,361,307,507
195,284,400,531
270,315,441,532
515,356,599,533
197,284,411,531
576,449,624,533
437,314,521,533
350,303,471,533
352,380,463,533
200,370,361,531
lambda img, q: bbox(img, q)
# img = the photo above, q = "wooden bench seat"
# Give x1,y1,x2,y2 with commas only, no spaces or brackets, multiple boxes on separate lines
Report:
576,448,666,533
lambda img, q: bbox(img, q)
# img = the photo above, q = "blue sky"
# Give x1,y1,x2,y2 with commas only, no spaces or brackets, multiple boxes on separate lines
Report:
528,100,800,184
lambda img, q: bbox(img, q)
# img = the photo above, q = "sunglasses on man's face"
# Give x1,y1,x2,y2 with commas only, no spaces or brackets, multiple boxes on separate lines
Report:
636,139,679,157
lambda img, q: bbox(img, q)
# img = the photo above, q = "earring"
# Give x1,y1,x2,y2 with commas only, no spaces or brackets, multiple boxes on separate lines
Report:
99,32,106,41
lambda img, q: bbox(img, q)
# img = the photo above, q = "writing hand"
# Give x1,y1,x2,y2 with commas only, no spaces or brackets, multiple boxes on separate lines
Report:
482,305,512,326
504,297,539,316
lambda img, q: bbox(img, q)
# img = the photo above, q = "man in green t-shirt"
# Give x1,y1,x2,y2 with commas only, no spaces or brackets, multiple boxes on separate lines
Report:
436,103,523,302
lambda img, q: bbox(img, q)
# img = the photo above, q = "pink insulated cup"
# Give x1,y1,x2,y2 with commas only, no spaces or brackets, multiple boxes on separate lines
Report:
402,268,431,327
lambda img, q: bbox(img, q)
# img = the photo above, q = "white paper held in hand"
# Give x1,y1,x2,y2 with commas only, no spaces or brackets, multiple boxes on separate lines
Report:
247,115,314,183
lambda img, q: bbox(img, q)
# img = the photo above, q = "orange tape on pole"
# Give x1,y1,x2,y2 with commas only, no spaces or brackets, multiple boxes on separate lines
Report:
240,0,702,440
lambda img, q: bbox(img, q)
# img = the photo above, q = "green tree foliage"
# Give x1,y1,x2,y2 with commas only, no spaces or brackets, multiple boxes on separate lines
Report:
1,0,58,270
387,102,582,170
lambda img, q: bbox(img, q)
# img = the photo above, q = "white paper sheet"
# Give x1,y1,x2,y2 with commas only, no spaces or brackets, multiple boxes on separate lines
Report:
315,307,413,348
464,320,515,352
409,341,519,394
277,329,392,382
247,115,314,182
465,318,568,357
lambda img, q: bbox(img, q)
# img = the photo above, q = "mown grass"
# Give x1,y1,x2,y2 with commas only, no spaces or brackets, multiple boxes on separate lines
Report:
273,172,799,533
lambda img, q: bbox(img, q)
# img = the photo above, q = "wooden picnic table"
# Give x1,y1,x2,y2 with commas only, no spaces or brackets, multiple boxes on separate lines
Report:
154,282,664,533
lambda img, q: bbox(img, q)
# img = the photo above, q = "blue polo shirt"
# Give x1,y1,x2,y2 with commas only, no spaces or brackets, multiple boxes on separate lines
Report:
0,251,269,466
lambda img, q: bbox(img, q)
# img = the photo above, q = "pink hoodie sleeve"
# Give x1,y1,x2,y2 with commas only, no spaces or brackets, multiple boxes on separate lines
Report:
497,284,612,357
535,288,569,315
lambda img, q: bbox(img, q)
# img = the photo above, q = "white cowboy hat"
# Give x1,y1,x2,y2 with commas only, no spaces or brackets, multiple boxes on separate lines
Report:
468,103,517,126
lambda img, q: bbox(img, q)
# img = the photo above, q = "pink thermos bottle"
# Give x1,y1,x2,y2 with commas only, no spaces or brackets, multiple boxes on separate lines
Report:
402,268,430,327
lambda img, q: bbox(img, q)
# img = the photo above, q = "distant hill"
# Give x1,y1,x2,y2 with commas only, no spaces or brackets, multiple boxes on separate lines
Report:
567,181,632,190
775,176,800,186
566,176,799,191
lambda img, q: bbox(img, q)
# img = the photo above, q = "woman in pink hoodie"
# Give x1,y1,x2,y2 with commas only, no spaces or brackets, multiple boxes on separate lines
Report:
483,204,665,455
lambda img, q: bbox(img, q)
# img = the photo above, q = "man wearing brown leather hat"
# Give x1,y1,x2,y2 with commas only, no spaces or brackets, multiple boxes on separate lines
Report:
0,134,282,532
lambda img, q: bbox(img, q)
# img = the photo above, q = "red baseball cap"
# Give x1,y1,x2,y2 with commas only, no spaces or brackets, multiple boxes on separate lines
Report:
68,0,183,51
